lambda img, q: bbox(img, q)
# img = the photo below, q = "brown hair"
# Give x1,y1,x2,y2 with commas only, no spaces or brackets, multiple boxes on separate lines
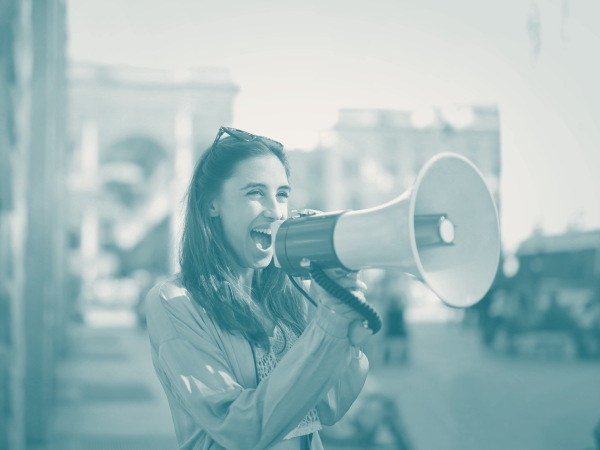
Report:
179,136,306,349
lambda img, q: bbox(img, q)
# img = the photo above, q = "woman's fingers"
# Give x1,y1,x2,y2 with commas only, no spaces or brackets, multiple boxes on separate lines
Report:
308,273,366,304
326,267,354,278
336,278,368,292
309,269,370,322
308,268,378,341
322,268,368,293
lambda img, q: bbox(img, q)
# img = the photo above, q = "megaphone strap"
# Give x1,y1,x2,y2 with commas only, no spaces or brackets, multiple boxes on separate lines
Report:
287,275,319,308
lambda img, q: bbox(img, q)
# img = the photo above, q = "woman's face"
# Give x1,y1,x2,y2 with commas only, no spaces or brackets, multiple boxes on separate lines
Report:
210,154,290,270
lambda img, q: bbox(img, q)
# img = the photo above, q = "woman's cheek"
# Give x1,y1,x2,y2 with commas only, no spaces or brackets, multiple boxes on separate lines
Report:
249,202,265,217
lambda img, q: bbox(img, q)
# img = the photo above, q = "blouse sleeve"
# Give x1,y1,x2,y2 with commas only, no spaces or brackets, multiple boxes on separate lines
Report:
315,349,369,425
302,281,370,426
151,290,363,450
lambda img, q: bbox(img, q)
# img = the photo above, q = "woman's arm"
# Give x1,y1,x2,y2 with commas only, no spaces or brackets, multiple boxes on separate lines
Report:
315,349,369,425
308,283,370,426
148,287,358,450
302,270,372,425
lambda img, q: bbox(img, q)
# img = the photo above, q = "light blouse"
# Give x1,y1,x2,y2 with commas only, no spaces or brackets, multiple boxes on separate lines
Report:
145,276,369,450
252,322,322,441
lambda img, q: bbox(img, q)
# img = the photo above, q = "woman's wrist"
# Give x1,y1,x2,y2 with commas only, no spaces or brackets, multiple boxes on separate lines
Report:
315,303,354,339
315,304,373,347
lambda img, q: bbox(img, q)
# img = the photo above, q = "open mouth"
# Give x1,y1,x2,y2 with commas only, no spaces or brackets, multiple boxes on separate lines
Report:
250,227,272,250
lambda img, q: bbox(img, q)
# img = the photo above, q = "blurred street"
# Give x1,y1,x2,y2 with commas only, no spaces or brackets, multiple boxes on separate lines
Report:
373,324,600,450
39,322,600,450
40,325,177,450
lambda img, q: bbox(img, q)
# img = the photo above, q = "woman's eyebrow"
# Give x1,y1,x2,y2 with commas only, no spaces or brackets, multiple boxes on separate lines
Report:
240,182,291,191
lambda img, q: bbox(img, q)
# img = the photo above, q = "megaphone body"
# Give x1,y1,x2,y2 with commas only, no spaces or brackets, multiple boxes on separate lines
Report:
273,153,500,309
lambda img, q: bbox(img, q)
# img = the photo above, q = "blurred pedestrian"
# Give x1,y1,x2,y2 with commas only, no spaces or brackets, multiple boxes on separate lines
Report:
377,273,409,364
320,374,415,450
481,288,505,347
145,127,373,450
383,295,409,364
356,393,414,450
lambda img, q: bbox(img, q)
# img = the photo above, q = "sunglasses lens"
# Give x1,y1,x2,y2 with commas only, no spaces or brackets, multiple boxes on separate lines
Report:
224,128,255,141
218,127,283,149
261,136,284,148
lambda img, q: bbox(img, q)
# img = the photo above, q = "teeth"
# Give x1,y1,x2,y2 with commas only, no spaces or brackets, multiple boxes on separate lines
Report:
252,228,272,235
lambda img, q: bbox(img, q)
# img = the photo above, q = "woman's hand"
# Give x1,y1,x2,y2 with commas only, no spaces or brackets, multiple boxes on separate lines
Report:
309,268,373,347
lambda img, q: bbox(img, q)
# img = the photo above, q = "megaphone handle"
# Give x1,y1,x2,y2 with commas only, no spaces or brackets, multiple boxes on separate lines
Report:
308,264,383,335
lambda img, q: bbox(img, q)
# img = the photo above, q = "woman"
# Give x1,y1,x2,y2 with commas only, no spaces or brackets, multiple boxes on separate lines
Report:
145,127,372,450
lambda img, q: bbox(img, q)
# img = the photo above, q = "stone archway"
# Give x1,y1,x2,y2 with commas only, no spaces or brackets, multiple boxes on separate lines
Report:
98,135,172,275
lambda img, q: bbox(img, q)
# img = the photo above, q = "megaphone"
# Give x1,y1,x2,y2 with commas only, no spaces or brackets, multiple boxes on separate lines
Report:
273,152,500,310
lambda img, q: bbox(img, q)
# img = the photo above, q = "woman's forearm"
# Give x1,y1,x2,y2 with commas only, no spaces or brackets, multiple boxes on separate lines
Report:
315,349,369,426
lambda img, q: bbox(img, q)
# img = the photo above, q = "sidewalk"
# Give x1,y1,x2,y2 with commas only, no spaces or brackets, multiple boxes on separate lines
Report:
44,324,178,450
41,322,600,450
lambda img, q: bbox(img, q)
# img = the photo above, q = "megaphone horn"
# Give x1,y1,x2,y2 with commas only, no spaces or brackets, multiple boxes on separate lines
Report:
273,152,500,318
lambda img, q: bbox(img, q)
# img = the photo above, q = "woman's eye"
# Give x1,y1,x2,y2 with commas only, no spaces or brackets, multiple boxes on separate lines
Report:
277,192,289,199
247,190,262,197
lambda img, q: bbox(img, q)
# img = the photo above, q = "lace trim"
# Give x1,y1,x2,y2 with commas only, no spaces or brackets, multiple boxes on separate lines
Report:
253,323,322,440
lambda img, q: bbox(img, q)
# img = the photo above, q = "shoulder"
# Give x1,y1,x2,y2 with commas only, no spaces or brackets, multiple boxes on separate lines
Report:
155,275,192,302
146,274,190,314
145,275,211,349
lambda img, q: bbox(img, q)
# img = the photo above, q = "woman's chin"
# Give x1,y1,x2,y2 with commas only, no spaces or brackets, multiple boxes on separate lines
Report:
247,246,274,269
252,254,274,269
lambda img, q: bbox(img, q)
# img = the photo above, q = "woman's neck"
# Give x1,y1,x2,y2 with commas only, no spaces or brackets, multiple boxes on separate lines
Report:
237,269,254,296
230,259,254,295
230,260,273,333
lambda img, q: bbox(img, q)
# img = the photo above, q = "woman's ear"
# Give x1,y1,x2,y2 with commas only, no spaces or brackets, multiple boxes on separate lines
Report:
209,200,220,217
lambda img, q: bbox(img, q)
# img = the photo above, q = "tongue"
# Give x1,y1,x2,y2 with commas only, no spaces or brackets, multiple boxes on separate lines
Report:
250,231,271,249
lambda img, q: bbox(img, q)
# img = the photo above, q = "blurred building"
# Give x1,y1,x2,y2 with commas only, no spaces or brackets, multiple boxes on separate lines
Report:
290,105,500,213
334,106,500,211
286,149,331,212
66,62,238,325
516,229,600,283
0,1,68,449
515,229,600,334
478,229,600,358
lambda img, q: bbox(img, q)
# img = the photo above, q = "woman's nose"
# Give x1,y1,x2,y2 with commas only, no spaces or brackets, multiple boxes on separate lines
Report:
263,197,283,220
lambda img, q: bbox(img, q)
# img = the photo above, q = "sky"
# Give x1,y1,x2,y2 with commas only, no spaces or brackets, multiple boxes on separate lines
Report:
67,0,600,252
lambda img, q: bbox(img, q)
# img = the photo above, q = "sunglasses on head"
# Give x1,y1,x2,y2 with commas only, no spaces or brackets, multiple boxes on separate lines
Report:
211,126,283,152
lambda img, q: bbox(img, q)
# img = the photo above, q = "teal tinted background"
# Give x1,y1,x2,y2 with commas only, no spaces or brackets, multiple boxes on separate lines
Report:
1,1,599,449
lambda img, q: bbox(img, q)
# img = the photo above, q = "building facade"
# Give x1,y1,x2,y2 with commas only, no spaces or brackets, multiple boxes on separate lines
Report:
66,62,238,325
289,105,500,214
330,106,500,212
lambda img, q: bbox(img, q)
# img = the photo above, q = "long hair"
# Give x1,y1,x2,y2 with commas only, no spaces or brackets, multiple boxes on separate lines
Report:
179,136,307,350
